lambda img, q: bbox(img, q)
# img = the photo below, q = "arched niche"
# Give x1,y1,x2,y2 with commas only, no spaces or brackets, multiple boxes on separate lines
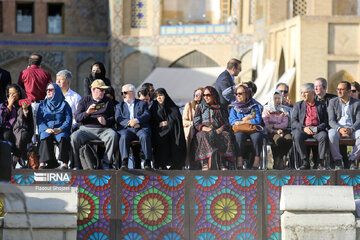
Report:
328,70,355,94
278,48,285,80
169,50,219,68
77,57,97,96
122,51,154,87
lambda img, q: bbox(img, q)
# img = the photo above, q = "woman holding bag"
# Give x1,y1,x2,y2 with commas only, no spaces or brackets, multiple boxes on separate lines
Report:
192,86,235,171
229,85,263,170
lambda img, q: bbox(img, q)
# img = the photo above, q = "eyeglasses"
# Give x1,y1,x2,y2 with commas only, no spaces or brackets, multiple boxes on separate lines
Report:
279,90,288,94
96,88,105,92
352,89,357,93
203,94,212,97
46,89,55,92
235,92,246,96
195,93,201,97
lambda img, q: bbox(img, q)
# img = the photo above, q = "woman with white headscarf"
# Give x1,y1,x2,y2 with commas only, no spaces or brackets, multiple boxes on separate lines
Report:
262,90,292,169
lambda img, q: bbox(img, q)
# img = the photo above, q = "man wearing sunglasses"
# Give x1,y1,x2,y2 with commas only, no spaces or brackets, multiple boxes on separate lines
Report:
328,81,360,170
276,82,293,107
314,77,336,107
71,79,118,170
116,84,152,170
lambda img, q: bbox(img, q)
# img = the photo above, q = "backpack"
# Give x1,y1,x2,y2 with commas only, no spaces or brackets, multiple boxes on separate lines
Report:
79,144,101,170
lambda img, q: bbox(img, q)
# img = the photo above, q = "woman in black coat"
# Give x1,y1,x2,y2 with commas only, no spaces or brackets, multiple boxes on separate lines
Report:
83,62,111,96
150,88,186,170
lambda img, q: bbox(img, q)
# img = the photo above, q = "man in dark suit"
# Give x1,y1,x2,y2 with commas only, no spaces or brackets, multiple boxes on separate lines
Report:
214,58,242,107
0,67,12,103
116,83,152,170
328,81,360,170
291,83,328,170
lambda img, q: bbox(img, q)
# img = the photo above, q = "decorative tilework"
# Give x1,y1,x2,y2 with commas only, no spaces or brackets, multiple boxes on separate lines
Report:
131,0,147,28
160,24,231,36
10,173,112,240
120,175,185,239
76,52,106,64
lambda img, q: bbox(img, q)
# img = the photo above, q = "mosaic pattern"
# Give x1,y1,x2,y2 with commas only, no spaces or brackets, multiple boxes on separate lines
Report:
266,174,331,240
195,175,258,239
131,0,147,28
120,175,185,239
339,174,360,199
10,173,111,240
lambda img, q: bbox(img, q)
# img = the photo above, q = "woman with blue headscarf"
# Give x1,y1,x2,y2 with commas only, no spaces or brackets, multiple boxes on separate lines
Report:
37,83,72,169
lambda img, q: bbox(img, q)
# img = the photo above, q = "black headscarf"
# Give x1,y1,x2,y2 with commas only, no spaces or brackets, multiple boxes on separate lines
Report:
84,62,111,96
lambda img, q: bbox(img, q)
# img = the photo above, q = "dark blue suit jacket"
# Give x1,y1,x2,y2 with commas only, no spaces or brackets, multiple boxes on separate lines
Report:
115,99,150,131
214,70,234,106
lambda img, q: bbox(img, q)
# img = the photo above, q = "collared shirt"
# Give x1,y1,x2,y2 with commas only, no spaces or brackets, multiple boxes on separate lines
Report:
125,100,135,120
18,65,52,102
304,102,319,126
338,100,352,127
64,88,81,124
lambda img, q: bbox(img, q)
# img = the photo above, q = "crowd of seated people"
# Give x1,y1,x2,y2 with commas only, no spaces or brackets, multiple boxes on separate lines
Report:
1,55,360,171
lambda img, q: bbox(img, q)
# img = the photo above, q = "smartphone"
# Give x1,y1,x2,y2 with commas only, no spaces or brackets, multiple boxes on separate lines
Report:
95,102,105,110
19,98,31,106
310,126,318,133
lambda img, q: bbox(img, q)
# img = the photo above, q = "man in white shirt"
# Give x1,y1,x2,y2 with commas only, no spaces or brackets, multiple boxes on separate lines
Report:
328,81,360,170
56,70,81,126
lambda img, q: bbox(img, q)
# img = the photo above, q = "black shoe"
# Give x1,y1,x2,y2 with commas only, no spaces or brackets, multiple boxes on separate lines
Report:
60,165,69,170
144,160,152,170
350,162,357,170
335,160,343,170
39,165,46,169
299,160,310,170
120,158,128,170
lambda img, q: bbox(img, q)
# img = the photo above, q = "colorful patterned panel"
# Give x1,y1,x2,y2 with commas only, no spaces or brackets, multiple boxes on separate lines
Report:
265,174,331,240
10,172,112,240
120,175,185,240
339,174,360,199
194,175,258,240
131,0,147,28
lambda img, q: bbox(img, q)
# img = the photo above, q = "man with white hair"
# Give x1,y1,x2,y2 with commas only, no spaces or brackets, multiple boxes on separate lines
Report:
291,83,328,170
56,70,81,125
116,84,152,170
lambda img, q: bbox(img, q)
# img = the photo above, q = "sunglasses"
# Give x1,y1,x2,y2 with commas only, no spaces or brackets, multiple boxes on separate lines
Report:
96,88,105,92
279,90,288,94
46,88,55,92
352,89,357,93
203,94,212,97
235,92,246,96
121,91,133,95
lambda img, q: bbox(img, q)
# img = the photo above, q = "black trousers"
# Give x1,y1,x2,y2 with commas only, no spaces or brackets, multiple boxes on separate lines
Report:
0,128,31,159
39,136,70,165
293,129,327,161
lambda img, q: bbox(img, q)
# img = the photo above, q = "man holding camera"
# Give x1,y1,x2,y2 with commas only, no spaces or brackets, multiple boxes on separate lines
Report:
328,81,360,170
70,79,118,169
291,83,328,170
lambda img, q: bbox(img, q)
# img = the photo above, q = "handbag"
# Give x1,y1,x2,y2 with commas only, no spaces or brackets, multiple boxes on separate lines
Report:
232,123,263,134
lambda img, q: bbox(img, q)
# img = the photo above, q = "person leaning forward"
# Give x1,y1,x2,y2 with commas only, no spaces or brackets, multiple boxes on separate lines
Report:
70,79,118,170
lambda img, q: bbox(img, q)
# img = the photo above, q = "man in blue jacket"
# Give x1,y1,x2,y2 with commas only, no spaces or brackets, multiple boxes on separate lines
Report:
215,58,242,107
116,84,152,170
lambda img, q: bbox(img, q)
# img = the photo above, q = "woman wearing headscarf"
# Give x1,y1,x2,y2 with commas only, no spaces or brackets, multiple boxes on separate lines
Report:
150,88,186,170
0,84,33,167
262,90,292,169
84,62,111,96
229,85,263,170
37,83,72,169
183,87,203,167
192,86,235,171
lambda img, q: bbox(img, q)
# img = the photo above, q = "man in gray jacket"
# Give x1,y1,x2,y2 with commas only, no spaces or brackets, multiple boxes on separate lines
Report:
328,81,360,170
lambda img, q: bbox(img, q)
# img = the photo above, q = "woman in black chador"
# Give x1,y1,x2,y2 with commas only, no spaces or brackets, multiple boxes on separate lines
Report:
83,62,111,96
150,88,186,170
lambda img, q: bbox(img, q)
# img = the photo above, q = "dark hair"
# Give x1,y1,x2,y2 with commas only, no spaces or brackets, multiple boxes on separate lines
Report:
29,53,42,66
351,81,360,92
339,81,351,91
142,83,154,89
276,82,289,92
226,58,241,70
106,86,116,99
137,86,150,98
244,81,257,94
6,84,22,99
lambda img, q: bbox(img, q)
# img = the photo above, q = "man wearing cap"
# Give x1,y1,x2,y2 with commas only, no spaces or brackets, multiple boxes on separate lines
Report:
70,79,118,169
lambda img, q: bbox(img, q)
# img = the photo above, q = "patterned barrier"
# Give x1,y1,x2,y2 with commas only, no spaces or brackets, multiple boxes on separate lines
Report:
4,170,358,240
